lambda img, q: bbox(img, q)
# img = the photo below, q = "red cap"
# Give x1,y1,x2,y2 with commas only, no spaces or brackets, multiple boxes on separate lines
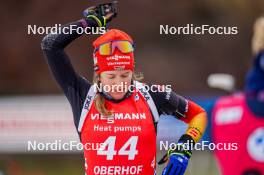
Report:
93,29,135,74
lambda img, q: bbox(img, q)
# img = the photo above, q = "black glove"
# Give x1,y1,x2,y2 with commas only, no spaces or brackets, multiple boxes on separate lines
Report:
83,5,116,28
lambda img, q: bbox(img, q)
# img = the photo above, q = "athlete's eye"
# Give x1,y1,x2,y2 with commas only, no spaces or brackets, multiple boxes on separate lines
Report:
121,74,129,78
107,75,115,79
121,73,130,78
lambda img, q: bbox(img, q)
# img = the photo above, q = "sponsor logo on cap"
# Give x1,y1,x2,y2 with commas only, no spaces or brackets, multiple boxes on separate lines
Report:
114,66,126,71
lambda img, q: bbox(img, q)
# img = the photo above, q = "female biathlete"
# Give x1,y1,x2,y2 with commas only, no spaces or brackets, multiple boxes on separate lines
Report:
41,7,207,175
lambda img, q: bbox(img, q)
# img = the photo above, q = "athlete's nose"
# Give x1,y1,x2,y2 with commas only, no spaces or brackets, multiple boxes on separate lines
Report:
112,78,126,92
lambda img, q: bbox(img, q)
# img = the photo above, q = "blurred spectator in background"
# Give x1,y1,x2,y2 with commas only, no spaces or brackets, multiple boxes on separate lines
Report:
200,17,264,175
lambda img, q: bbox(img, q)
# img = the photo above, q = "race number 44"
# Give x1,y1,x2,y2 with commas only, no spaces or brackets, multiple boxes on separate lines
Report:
98,136,138,160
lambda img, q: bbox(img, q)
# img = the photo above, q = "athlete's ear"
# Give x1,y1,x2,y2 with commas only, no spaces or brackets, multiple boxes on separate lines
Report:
93,72,101,84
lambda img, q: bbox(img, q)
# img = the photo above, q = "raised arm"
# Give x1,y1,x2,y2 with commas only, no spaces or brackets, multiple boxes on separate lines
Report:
41,19,96,96
41,9,116,130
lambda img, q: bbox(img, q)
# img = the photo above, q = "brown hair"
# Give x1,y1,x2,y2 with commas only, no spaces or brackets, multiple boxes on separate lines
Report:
93,72,143,116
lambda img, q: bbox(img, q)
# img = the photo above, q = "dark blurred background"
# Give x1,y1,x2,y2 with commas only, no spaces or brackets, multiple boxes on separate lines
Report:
1,0,264,96
1,1,264,175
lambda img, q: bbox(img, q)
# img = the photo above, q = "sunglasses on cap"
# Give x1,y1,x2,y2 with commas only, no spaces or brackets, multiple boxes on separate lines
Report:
94,40,134,56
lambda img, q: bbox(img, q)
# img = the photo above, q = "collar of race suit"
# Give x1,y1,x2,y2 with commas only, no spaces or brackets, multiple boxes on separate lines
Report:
100,89,133,103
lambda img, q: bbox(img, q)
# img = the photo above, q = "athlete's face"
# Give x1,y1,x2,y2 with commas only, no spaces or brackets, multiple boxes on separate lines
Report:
99,70,133,100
